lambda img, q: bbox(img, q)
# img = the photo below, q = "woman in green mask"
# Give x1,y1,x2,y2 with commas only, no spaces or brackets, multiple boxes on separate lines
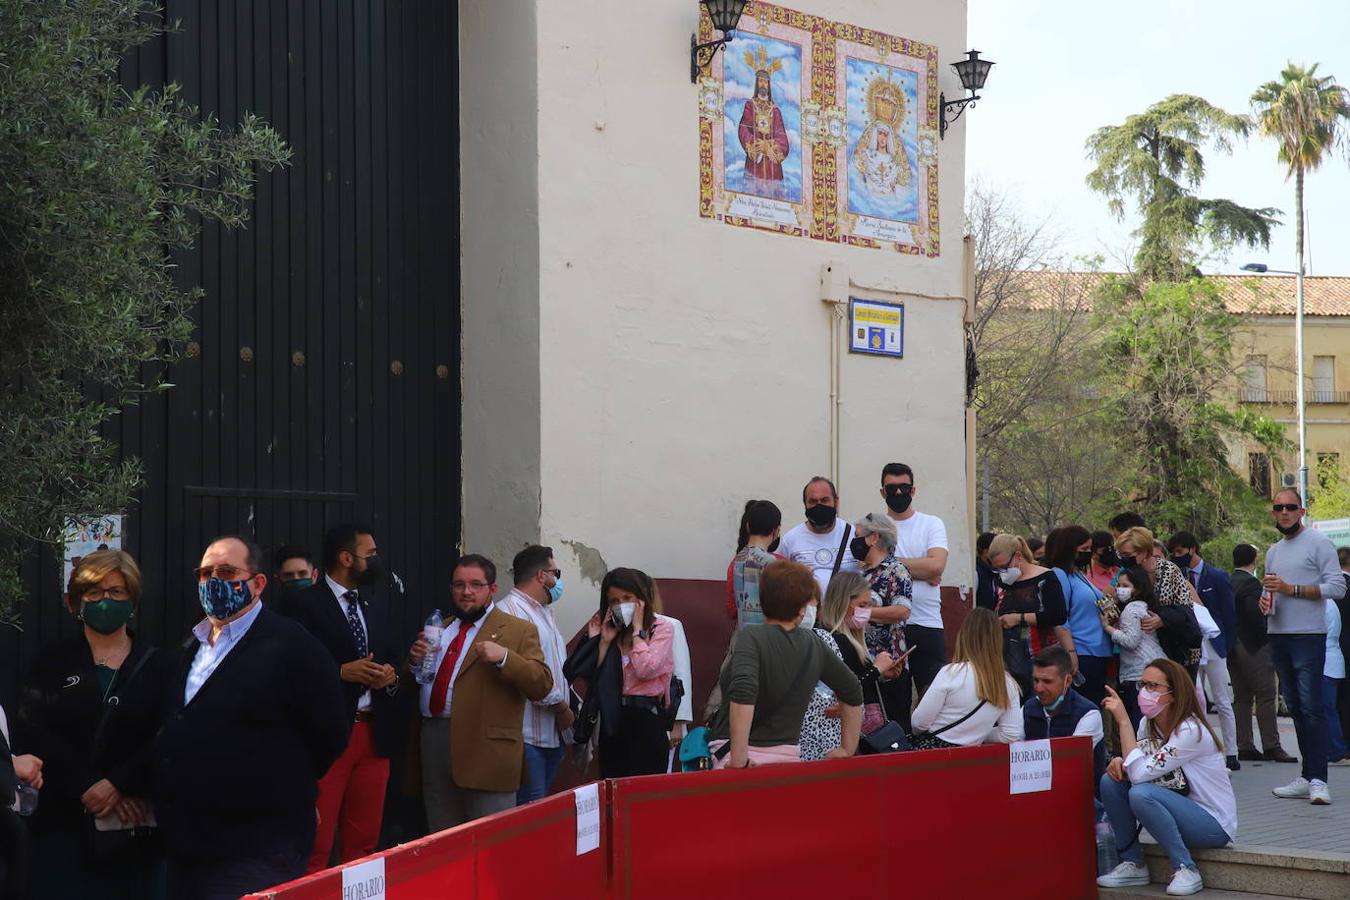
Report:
15,549,167,898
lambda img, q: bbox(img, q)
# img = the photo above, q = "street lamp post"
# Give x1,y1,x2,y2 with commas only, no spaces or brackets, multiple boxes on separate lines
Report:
1241,261,1308,511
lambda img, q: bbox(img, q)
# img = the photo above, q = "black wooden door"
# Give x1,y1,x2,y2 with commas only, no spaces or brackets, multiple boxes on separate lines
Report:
3,1,460,707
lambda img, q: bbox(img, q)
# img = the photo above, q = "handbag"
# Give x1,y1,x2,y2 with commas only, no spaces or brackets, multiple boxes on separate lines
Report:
86,648,160,863
658,672,686,732
909,699,989,751
1135,721,1191,796
858,677,911,755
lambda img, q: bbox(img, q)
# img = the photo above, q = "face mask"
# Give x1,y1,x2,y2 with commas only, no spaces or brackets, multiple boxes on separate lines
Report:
800,604,817,630
547,576,565,605
618,601,637,626
1075,551,1093,570
850,606,873,628
1275,521,1302,536
883,487,913,514
1171,555,1191,571
356,557,384,587
81,598,134,635
849,536,872,561
281,577,312,593
199,576,254,620
998,567,1022,586
450,603,488,624
767,537,780,554
1138,687,1170,719
1043,686,1068,712
1098,550,1119,568
805,503,837,529
1115,586,1134,603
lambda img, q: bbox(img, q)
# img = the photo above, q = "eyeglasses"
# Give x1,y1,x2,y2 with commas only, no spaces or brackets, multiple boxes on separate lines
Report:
1272,504,1300,513
84,587,131,602
451,580,491,592
884,483,914,495
542,569,562,579
1138,681,1171,693
194,565,255,582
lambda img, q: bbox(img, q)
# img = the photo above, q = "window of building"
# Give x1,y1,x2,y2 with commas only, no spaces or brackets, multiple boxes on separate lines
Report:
1244,355,1267,402
1248,452,1271,497
1312,355,1335,403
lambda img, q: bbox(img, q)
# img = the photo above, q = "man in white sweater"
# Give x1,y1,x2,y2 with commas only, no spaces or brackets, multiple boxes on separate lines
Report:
1263,489,1347,805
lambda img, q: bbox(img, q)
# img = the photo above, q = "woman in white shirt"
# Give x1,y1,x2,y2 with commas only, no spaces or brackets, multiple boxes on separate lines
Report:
1325,600,1346,763
1097,658,1235,897
909,608,1024,749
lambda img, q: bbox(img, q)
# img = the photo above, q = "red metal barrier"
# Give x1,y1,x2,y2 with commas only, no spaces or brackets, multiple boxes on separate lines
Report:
608,738,1097,900
251,739,1094,900
246,783,608,900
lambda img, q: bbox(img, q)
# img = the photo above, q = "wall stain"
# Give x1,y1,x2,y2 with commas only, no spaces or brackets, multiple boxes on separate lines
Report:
562,540,608,585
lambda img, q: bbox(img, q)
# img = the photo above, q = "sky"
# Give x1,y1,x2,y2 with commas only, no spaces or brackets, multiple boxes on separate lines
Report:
967,0,1350,275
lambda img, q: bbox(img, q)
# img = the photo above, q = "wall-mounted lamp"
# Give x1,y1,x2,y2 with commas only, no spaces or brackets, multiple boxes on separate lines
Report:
939,49,994,138
691,0,749,83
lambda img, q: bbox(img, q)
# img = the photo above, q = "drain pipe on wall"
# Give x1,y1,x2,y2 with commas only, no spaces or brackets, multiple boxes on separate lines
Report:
821,263,848,488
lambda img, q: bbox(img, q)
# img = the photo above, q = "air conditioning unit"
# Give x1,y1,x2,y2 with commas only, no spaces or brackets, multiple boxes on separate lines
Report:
1281,472,1297,488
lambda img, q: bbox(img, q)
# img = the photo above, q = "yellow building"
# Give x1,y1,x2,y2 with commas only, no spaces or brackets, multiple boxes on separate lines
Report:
1002,272,1350,498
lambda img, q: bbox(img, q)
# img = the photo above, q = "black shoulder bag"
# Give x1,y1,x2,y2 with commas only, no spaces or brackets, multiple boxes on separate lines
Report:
830,523,853,581
908,700,989,751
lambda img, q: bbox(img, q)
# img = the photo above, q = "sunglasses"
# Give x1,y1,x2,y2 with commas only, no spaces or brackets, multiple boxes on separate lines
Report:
884,484,914,495
1272,503,1301,513
194,565,255,582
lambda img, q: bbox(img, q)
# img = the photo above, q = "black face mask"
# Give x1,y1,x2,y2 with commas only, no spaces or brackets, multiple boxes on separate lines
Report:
768,537,780,554
1170,554,1192,571
1075,550,1093,570
805,504,837,528
356,557,384,587
1275,521,1303,536
1097,549,1119,569
849,536,871,561
883,486,913,514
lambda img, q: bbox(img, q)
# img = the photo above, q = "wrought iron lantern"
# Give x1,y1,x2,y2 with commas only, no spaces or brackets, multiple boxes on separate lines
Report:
691,0,749,83
939,49,995,138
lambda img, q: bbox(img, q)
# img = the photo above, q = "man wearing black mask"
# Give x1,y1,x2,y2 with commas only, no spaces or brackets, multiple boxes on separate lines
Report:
286,524,400,872
777,476,860,597
880,463,949,696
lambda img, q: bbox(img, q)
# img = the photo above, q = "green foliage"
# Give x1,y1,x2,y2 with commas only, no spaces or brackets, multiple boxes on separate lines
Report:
1085,95,1280,281
1095,277,1289,539
0,1,289,622
1251,63,1350,180
1311,457,1350,521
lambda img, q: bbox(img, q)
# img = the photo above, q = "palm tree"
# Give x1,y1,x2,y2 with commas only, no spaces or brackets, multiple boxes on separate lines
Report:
1251,63,1350,275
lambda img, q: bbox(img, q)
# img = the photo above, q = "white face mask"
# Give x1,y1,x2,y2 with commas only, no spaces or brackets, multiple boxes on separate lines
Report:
800,603,817,630
1116,587,1134,603
998,567,1022,585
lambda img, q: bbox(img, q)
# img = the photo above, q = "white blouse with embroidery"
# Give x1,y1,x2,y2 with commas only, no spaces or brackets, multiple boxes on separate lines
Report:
1124,717,1237,841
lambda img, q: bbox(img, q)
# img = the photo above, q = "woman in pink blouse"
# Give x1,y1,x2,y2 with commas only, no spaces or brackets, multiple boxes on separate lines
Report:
566,568,677,777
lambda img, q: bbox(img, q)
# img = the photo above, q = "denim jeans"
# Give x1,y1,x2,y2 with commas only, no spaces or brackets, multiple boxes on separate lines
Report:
1325,677,1347,763
518,743,566,805
1269,633,1328,782
1099,775,1230,870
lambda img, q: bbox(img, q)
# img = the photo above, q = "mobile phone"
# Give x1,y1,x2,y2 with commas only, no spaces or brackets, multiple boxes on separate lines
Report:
610,608,626,630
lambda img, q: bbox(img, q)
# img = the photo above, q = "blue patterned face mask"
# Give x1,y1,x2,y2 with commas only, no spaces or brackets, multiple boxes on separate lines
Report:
198,576,254,619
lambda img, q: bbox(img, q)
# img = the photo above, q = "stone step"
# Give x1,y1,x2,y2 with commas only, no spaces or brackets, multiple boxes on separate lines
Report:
1132,843,1350,900
1100,885,1306,900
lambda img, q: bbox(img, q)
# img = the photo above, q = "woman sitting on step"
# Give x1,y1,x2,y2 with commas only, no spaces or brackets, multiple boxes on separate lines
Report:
1097,658,1236,897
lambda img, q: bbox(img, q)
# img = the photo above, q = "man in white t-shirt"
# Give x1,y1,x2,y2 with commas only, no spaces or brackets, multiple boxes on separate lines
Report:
777,476,860,597
880,463,949,695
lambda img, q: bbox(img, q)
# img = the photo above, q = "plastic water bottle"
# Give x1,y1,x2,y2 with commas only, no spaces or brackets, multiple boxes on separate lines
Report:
416,609,443,684
1096,820,1119,875
13,782,38,816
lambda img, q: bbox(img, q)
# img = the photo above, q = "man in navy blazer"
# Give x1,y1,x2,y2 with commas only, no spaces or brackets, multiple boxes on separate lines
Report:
285,524,402,872
122,535,349,900
1169,531,1240,769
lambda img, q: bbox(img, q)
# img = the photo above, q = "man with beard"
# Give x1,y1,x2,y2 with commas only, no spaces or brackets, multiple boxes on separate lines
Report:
407,554,552,830
777,477,860,597
1263,490,1346,806
736,52,789,184
286,525,401,871
880,463,949,696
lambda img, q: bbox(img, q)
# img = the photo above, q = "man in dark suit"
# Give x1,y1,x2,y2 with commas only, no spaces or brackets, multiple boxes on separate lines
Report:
123,535,349,900
1169,531,1240,769
286,524,401,872
406,554,552,831
1227,543,1296,763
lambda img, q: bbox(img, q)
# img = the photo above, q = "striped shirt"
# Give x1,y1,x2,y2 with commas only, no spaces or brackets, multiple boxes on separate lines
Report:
494,588,568,748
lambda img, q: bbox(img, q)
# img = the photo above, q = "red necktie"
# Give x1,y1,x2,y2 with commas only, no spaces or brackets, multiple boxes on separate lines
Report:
428,624,471,717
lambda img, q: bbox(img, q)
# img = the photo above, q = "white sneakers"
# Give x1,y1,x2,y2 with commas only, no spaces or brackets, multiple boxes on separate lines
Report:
1274,776,1333,804
1097,861,1150,888
1166,867,1205,896
1097,862,1204,896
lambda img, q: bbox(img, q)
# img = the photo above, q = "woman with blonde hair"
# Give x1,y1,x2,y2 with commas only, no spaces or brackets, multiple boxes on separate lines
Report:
818,572,904,737
909,607,1025,749
16,549,168,898
1115,527,1203,674
985,533,1070,698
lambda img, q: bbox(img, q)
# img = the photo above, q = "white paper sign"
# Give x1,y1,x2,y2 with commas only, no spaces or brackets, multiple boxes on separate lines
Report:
726,193,800,228
1009,739,1053,794
341,857,386,900
574,783,601,855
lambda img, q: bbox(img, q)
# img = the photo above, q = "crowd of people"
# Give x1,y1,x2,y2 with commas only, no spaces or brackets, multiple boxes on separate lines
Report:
1,464,1348,899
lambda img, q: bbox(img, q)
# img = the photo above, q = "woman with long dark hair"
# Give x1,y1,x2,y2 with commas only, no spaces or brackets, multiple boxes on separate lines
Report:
1098,659,1235,896
1045,525,1112,705
724,500,783,628
564,568,677,777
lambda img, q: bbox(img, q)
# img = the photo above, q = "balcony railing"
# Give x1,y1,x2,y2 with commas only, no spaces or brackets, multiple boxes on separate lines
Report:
1241,389,1350,404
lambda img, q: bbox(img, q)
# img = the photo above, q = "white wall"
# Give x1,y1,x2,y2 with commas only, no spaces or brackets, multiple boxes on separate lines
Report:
464,0,973,637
